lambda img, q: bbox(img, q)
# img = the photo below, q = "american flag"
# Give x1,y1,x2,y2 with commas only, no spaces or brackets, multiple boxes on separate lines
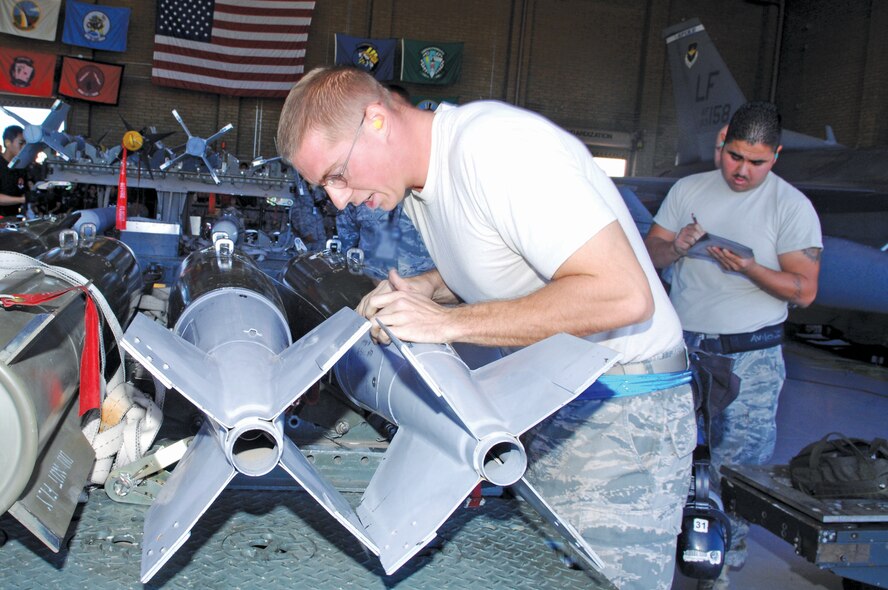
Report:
152,0,315,97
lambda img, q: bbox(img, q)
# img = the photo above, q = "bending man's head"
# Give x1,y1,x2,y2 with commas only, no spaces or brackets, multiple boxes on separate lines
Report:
277,66,394,168
277,67,412,211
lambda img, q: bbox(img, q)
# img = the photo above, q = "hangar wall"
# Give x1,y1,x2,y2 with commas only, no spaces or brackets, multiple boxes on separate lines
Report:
2,0,884,176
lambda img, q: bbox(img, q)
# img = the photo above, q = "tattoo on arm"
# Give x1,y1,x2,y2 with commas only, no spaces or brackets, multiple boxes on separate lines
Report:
802,247,822,262
791,275,802,304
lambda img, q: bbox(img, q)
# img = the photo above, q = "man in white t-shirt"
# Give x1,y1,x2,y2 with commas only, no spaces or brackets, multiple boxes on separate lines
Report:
645,102,822,589
278,66,696,590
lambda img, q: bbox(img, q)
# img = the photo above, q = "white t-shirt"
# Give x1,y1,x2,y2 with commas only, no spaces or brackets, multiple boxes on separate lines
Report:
404,101,683,362
654,169,822,334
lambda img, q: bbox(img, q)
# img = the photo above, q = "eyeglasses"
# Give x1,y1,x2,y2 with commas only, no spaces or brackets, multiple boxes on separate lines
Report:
320,114,365,189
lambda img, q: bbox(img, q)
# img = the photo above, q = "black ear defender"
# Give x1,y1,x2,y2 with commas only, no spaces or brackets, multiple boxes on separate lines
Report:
676,447,732,580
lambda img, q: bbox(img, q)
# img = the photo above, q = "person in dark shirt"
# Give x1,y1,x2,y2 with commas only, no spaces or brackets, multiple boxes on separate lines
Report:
0,125,27,219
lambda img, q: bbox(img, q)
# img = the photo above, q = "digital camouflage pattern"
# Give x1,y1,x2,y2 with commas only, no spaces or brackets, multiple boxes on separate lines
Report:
523,383,696,590
291,186,328,252
336,202,435,279
684,333,786,571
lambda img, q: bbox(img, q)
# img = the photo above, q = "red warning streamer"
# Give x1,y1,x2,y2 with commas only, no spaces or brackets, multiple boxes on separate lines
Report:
116,146,128,230
1,286,101,416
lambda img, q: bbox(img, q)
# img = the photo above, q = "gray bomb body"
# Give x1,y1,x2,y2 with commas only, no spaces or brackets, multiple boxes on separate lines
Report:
336,336,527,487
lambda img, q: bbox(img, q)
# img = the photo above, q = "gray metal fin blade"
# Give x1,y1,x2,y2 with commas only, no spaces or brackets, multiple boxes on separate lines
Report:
43,136,71,160
10,144,40,169
44,103,70,131
205,123,234,144
278,438,378,554
199,155,221,184
121,313,225,421
0,106,28,127
141,423,236,583
474,334,620,435
358,427,479,575
271,308,369,415
511,476,607,574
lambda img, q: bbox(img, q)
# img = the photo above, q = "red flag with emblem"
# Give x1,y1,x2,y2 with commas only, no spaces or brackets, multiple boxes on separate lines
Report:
0,47,55,97
59,56,124,105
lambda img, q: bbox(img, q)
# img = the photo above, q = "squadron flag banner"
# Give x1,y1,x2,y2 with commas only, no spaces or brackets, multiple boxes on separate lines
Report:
0,46,54,97
400,38,463,85
63,0,131,53
152,0,316,98
59,56,124,105
0,0,61,41
334,33,396,81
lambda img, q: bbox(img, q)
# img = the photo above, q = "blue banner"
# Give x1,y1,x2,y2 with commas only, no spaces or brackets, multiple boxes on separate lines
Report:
334,33,396,81
62,0,130,53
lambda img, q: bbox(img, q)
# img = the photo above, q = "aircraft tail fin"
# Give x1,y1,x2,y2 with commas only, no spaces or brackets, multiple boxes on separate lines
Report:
663,18,745,166
663,19,843,164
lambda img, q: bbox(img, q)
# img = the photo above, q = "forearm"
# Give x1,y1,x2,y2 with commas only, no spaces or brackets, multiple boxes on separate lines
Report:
445,274,651,347
744,263,816,307
645,235,683,268
0,193,25,205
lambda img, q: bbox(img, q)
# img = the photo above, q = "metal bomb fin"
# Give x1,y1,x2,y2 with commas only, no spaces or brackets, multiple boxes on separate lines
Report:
269,308,371,416
279,438,378,553
471,333,619,435
122,312,223,418
123,309,373,583
387,327,620,439
140,421,236,583
357,329,619,575
511,476,607,572
358,427,477,574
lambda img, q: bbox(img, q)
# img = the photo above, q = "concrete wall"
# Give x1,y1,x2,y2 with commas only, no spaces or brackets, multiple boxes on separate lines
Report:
2,0,884,175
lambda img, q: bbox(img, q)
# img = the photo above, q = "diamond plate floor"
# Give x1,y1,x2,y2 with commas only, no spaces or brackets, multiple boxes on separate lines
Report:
0,489,613,589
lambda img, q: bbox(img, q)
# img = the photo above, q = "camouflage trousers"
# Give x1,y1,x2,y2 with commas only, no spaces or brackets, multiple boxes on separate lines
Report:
524,382,696,590
685,334,786,568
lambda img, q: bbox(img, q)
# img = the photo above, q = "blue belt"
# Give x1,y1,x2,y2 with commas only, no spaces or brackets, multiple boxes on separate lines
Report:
575,370,693,401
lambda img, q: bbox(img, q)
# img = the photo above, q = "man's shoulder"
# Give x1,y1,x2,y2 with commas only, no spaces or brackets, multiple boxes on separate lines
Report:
666,170,721,201
446,101,550,137
673,169,721,188
768,172,809,200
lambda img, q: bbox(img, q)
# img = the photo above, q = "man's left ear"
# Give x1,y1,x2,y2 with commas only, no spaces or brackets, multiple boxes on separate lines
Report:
774,146,783,161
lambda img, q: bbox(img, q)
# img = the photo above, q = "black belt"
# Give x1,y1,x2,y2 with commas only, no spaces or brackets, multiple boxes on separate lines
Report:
694,323,784,355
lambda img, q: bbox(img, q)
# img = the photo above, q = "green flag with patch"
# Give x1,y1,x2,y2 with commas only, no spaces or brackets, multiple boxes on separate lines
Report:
400,39,463,85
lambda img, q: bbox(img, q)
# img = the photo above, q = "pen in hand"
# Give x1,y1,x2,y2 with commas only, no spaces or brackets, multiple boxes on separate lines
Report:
691,213,699,225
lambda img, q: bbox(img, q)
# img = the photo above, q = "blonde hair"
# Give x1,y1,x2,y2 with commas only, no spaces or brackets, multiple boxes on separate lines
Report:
277,66,392,165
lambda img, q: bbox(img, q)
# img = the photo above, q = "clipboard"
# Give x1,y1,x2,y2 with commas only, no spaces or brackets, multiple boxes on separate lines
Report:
687,233,754,260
